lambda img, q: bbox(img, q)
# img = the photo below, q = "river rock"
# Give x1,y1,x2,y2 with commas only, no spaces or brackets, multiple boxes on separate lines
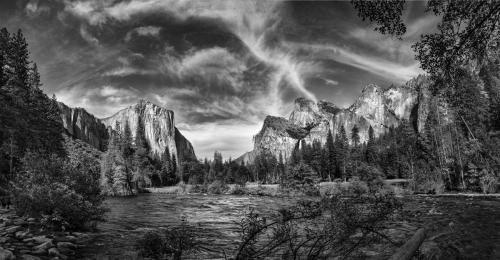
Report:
24,235,51,244
48,247,59,256
57,242,76,249
5,225,22,234
21,254,41,260
0,248,14,260
33,240,54,252
15,230,30,239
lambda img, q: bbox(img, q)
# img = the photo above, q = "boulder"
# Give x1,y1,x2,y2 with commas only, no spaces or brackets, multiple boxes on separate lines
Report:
20,255,42,260
57,242,77,249
24,235,52,244
33,240,54,252
5,225,22,234
0,248,14,260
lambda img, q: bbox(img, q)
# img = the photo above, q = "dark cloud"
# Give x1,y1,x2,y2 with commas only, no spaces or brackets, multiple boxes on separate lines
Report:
0,0,437,159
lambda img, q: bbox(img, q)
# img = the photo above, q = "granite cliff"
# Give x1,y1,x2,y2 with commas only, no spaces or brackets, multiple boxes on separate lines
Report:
59,100,196,163
239,75,432,164
58,102,109,151
101,100,196,163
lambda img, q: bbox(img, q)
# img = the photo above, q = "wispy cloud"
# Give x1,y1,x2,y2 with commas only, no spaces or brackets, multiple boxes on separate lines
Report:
288,42,423,83
124,25,161,41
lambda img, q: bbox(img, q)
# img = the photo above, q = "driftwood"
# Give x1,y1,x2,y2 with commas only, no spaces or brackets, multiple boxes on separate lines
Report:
388,228,426,260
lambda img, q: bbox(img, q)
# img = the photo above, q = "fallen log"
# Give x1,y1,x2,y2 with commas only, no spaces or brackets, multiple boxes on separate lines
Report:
388,228,426,260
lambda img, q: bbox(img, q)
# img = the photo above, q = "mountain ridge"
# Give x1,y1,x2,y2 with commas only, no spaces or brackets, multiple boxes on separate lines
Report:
237,75,430,165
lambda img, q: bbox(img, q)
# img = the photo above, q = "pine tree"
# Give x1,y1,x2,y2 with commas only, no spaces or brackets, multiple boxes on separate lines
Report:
11,29,30,90
337,125,349,180
326,129,335,181
120,121,134,194
29,63,41,89
0,29,6,87
172,154,177,177
161,147,177,185
0,28,12,88
277,153,285,182
351,125,360,147
366,125,376,163
133,119,151,190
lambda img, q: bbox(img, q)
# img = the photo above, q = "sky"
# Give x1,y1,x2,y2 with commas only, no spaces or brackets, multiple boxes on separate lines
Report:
0,0,438,159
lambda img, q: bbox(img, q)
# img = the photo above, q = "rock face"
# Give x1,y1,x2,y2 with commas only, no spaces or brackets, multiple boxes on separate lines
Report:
239,75,431,164
101,100,196,162
58,102,109,151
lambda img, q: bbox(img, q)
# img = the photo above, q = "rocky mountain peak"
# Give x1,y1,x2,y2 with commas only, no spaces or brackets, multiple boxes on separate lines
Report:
240,76,432,164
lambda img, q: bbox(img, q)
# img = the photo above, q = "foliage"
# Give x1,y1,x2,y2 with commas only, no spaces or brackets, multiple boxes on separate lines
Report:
479,170,498,194
136,218,200,260
13,151,105,230
207,180,229,194
350,0,500,193
234,193,401,259
280,162,320,196
229,184,247,195
351,0,406,38
0,27,66,187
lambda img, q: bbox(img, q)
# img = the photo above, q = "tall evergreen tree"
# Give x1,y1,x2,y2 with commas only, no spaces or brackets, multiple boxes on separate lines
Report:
337,125,349,180
29,63,41,90
11,29,30,90
326,129,335,181
172,154,177,177
366,126,376,163
351,125,360,147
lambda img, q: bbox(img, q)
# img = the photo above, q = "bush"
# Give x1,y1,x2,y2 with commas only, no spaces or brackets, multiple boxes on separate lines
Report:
229,184,247,195
207,180,228,194
136,218,200,260
13,151,106,230
234,193,402,259
136,231,165,259
480,170,498,194
190,184,208,194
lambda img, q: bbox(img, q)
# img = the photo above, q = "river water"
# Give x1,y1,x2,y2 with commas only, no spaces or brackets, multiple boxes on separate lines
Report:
78,194,500,260
79,194,295,259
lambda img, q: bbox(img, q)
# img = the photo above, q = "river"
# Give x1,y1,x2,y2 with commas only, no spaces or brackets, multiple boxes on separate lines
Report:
78,194,500,260
79,194,295,259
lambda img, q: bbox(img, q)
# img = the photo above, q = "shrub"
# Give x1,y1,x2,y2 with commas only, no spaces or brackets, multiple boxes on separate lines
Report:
229,184,247,195
190,184,208,194
207,180,228,194
136,231,165,259
479,170,498,194
136,218,200,260
13,151,105,230
234,193,402,259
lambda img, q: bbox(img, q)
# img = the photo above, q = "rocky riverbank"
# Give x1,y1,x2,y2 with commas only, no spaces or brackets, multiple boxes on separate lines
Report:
0,208,92,260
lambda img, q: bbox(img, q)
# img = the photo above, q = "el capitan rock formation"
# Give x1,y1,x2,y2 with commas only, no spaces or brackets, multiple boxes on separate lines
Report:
59,100,196,163
101,100,196,163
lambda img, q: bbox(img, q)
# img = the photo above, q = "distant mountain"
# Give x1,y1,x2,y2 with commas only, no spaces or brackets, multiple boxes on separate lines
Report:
59,100,196,163
237,75,433,164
